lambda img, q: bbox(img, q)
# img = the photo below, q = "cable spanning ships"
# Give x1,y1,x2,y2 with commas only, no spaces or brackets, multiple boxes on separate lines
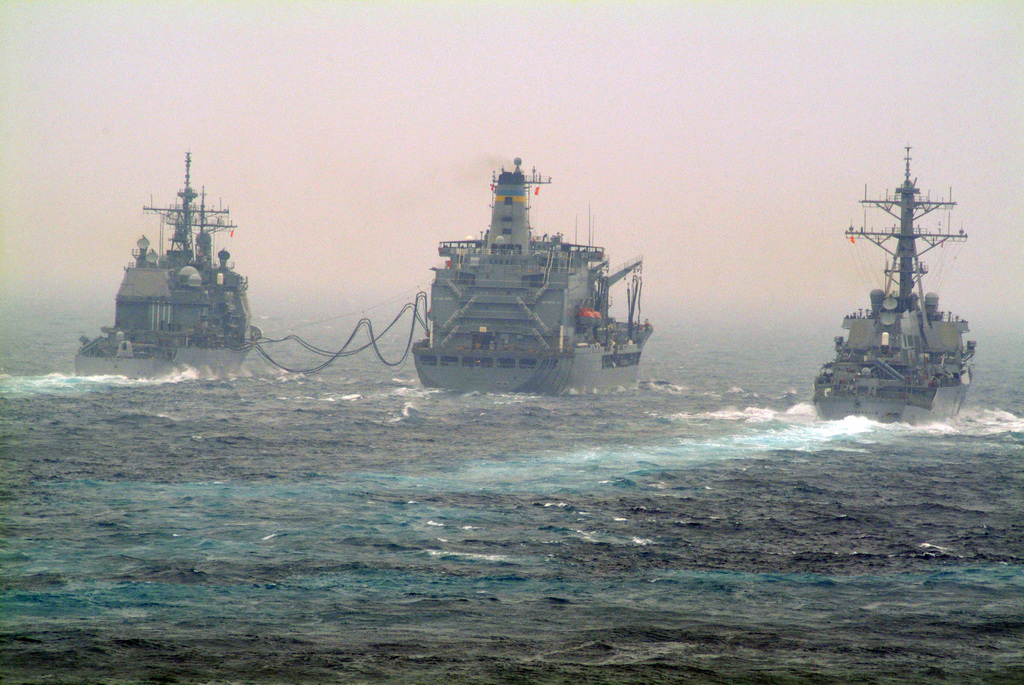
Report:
413,158,652,394
75,154,259,378
813,149,975,423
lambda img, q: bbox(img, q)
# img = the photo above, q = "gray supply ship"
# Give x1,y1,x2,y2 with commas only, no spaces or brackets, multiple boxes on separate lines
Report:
76,154,259,378
413,158,652,394
813,149,975,422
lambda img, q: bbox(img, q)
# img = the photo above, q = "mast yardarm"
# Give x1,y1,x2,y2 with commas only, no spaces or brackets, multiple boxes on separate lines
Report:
846,147,965,314
143,153,236,270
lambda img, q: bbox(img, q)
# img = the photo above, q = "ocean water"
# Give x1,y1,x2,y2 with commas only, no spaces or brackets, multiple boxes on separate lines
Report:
2,307,1023,684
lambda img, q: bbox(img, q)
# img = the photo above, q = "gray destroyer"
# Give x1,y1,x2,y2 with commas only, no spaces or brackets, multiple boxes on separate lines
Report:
413,158,652,394
813,149,975,422
76,154,258,378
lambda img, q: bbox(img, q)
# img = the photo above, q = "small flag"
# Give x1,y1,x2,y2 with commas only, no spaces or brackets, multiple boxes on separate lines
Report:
535,186,539,195
849,236,855,244
230,230,234,237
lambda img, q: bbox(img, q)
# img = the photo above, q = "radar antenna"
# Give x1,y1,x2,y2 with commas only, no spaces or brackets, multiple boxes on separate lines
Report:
845,148,965,315
144,153,236,270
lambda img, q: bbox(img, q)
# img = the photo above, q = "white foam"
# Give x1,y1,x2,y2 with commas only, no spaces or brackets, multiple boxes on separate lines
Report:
785,402,818,419
426,549,509,563
730,415,881,451
826,408,1024,438
321,393,361,402
160,368,202,383
644,380,689,394
0,372,199,396
445,401,1019,494
669,405,802,424
953,408,1024,435
390,385,441,401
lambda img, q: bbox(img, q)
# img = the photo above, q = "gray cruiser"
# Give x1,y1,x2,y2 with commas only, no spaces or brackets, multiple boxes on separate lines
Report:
413,158,652,394
813,149,975,422
76,154,259,378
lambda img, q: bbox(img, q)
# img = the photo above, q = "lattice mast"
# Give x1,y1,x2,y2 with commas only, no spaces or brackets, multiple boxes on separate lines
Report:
144,152,236,270
847,147,966,314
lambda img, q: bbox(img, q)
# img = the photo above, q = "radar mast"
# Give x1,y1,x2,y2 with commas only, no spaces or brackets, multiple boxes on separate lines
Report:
847,147,965,315
144,153,236,270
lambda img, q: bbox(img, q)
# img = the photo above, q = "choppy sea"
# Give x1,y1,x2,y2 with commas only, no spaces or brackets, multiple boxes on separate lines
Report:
2,305,1023,684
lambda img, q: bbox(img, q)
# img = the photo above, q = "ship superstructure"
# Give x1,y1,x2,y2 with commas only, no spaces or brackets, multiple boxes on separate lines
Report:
413,158,652,393
76,154,259,377
813,149,975,422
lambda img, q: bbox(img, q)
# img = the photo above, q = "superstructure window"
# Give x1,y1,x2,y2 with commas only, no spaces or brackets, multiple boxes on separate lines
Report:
522,273,545,288
458,357,495,368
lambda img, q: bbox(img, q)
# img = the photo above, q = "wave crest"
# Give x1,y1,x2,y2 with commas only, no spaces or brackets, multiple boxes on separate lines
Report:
0,371,199,396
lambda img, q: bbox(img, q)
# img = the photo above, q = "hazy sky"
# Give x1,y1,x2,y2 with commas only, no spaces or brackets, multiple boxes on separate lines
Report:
2,1,1022,333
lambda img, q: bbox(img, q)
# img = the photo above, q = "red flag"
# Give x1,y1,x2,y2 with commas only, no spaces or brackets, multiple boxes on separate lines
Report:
230,230,234,237
849,236,855,244
535,186,539,195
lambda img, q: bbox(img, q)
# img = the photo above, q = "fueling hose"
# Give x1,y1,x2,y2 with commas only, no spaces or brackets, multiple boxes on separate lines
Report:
243,291,428,374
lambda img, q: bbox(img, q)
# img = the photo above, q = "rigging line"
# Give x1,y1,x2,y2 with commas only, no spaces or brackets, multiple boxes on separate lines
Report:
253,313,396,356
359,280,432,314
929,248,946,294
848,237,878,295
929,242,963,296
279,304,416,368
286,280,432,332
250,292,428,374
252,319,397,374
255,292,429,357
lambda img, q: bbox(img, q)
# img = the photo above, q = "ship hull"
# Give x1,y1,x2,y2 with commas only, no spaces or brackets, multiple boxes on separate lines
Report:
75,347,249,379
414,344,644,395
813,382,969,423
